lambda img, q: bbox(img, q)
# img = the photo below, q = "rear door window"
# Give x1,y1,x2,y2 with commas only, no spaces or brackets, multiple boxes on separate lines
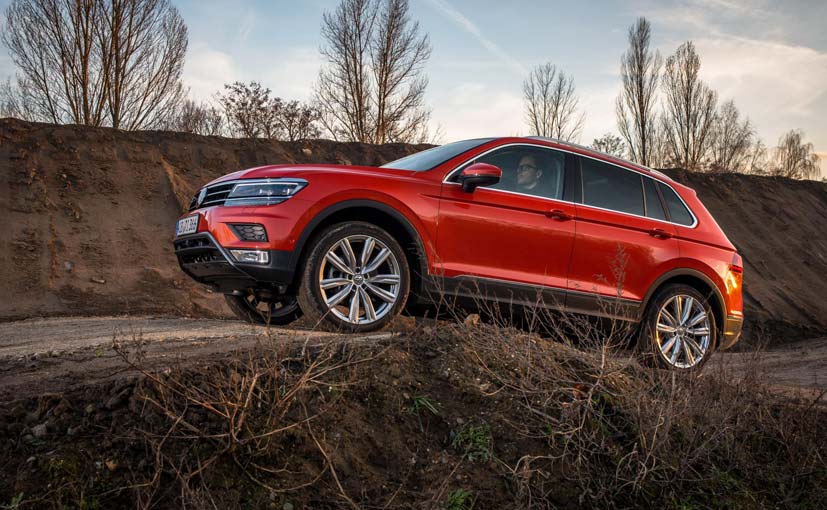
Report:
643,177,667,221
580,157,644,216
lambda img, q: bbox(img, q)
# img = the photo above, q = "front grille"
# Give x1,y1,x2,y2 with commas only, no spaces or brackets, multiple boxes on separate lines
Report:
189,182,236,211
231,223,268,242
174,236,225,264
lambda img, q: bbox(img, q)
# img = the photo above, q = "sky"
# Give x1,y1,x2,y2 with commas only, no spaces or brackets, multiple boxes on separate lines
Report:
1,0,825,175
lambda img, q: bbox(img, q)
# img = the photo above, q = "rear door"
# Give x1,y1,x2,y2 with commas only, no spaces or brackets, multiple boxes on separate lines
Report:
436,144,576,303
566,156,680,317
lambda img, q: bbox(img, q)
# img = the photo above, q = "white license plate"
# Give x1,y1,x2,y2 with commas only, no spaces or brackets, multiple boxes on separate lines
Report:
176,215,199,237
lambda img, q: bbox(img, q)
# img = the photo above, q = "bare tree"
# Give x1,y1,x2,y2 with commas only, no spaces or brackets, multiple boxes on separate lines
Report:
315,0,432,143
2,0,187,130
3,0,108,124
745,139,769,175
770,130,821,180
216,82,320,141
216,82,279,139
708,100,754,172
523,62,584,142
661,41,718,171
167,99,224,136
98,0,188,130
616,17,662,166
0,77,38,120
591,133,626,158
276,100,321,141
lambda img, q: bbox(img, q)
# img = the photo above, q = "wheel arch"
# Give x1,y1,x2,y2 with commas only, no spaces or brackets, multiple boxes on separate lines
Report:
641,269,727,342
289,199,430,298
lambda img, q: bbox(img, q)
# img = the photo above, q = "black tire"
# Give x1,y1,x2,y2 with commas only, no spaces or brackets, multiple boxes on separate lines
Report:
639,283,717,371
298,222,410,332
224,292,302,326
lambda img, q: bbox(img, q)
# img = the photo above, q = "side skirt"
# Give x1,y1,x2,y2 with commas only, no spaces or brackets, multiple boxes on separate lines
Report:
420,275,642,322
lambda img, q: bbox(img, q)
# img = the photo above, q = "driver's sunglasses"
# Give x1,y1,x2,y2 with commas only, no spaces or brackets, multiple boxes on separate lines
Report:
517,164,538,172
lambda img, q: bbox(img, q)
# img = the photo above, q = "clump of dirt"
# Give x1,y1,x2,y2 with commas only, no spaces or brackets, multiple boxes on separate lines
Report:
1,119,826,343
0,324,824,509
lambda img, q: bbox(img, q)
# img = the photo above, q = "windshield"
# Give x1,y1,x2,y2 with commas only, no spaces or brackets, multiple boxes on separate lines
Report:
380,138,495,171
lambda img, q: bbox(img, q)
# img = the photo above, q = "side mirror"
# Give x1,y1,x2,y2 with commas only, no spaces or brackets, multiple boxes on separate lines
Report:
458,163,502,193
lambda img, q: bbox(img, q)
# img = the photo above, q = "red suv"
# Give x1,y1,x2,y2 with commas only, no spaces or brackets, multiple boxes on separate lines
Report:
174,137,743,370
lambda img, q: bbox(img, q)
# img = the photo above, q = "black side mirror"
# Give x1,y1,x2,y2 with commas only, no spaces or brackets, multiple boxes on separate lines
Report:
458,163,502,193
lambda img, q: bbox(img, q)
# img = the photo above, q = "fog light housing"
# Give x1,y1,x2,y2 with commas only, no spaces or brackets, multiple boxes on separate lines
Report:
229,249,269,264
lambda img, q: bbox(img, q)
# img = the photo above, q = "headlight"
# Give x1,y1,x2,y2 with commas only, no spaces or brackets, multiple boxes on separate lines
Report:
224,179,307,206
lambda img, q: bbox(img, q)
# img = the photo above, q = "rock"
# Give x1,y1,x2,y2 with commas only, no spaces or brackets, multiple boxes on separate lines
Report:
64,260,74,272
84,403,97,415
32,423,47,438
463,314,480,326
90,277,106,284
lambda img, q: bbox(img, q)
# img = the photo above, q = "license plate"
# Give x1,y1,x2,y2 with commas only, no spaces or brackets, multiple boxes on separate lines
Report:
176,215,199,237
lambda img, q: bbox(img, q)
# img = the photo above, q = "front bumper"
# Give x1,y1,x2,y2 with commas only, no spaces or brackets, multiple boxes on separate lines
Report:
174,232,296,293
719,314,743,350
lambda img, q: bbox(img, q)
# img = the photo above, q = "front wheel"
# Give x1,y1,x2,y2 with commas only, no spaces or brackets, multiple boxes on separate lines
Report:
639,284,717,370
298,222,410,332
224,292,302,326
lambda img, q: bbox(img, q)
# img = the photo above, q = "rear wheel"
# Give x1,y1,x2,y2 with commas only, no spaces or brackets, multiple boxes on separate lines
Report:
298,222,409,332
639,284,716,370
224,292,302,326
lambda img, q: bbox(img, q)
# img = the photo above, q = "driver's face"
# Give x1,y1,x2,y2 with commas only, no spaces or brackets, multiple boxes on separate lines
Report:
516,156,542,187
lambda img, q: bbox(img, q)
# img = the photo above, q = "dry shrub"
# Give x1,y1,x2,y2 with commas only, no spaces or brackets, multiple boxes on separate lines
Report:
452,317,827,509
113,333,379,509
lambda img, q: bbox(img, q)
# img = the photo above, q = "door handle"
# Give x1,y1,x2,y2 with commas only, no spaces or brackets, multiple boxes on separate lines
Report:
649,228,674,239
546,209,573,221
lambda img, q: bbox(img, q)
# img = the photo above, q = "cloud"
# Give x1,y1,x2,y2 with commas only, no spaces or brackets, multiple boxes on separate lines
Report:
182,45,321,103
424,0,525,76
182,46,239,100
431,83,524,139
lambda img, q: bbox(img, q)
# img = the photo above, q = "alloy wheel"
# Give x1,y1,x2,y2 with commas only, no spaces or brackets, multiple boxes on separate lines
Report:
655,294,712,369
318,234,402,325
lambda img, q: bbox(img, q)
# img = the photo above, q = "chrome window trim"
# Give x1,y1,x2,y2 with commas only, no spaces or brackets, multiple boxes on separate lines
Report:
441,142,698,229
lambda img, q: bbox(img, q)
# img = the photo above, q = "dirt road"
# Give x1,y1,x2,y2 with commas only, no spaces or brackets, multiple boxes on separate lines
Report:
0,316,393,401
0,316,824,402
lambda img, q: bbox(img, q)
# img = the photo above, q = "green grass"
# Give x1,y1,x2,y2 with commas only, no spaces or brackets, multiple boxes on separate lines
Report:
446,488,474,510
451,423,492,462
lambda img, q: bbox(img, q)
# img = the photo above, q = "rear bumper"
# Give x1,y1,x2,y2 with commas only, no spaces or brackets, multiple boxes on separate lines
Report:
174,233,296,293
719,314,743,350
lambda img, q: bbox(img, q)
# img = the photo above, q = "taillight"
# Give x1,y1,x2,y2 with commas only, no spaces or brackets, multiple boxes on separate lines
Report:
729,253,743,274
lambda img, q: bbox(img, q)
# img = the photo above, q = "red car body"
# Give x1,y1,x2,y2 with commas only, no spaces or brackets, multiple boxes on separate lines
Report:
175,136,743,351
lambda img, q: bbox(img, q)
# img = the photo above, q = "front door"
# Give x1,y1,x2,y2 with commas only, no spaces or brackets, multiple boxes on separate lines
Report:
435,144,576,307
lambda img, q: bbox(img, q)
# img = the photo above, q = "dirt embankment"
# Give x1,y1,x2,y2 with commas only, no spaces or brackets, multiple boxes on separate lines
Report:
0,119,427,321
1,119,826,341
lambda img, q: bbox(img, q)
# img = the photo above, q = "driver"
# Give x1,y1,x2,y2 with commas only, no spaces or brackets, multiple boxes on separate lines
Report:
515,154,544,192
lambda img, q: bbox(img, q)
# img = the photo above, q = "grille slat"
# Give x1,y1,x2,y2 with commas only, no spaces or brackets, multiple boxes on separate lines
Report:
190,182,237,211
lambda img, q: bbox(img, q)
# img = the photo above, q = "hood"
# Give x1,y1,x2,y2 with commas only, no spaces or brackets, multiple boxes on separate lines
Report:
204,163,416,187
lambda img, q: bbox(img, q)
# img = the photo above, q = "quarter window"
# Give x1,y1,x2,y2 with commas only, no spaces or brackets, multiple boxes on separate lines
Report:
580,157,644,216
657,182,695,226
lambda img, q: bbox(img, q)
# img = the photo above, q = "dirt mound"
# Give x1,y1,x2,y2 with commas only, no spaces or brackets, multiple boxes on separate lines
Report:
663,169,827,341
0,119,427,321
1,119,826,341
